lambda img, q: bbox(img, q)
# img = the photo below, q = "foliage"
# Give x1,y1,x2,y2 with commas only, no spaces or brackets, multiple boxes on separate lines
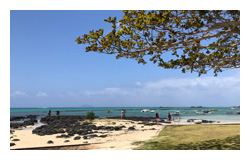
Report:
85,112,95,120
76,10,240,76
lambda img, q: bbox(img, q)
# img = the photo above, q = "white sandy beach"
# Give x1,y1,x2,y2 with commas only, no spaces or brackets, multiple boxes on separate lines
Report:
10,119,166,150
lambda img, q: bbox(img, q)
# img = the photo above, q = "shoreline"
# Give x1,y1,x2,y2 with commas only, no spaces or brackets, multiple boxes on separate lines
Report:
10,118,166,150
10,116,240,150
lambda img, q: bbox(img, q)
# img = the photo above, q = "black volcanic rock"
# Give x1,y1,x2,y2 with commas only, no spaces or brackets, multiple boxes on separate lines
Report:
10,116,26,121
74,136,81,140
128,127,136,130
99,135,107,138
56,134,70,138
10,143,16,147
10,115,38,129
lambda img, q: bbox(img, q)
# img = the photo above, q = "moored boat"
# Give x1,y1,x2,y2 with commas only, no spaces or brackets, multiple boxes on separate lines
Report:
196,112,205,115
141,109,149,112
107,110,113,113
172,111,180,115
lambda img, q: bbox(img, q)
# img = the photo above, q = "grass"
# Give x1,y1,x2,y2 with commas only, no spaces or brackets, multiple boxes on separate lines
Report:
134,124,240,150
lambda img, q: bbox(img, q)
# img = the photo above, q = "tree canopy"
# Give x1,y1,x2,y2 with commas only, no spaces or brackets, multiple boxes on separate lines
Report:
76,10,240,76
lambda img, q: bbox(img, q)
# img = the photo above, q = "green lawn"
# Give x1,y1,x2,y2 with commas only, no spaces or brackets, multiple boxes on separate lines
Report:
133,124,240,150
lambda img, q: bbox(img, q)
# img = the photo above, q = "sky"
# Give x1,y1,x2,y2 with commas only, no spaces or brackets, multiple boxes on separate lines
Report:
10,10,240,108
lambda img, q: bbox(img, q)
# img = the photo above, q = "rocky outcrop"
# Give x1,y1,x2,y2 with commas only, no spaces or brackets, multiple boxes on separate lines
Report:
10,115,38,129
32,116,128,139
187,119,217,123
10,143,15,147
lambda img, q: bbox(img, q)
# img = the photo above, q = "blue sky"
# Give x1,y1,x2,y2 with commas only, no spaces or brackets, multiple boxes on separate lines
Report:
10,10,240,108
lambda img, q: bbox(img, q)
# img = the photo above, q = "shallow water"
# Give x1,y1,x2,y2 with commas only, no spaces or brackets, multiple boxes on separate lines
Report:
10,106,240,123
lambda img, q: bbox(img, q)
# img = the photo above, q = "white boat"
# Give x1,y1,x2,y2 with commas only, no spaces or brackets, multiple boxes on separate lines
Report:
141,109,149,112
172,111,180,115
150,110,155,113
194,120,202,124
196,112,205,115
231,106,236,109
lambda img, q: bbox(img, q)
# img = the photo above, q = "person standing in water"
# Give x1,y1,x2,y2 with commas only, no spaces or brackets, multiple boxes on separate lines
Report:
48,110,51,116
121,109,126,119
156,113,160,126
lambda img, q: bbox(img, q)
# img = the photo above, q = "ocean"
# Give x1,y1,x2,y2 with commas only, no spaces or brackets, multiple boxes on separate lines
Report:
10,106,240,123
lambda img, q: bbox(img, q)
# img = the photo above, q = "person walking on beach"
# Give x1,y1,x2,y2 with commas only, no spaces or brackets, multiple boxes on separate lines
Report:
48,110,51,116
56,110,60,116
168,113,172,123
156,113,160,126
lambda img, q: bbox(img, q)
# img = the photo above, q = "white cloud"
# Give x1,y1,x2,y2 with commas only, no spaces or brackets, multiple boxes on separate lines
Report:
36,91,48,97
56,91,76,97
11,91,28,97
81,75,240,106
84,87,128,97
136,76,240,91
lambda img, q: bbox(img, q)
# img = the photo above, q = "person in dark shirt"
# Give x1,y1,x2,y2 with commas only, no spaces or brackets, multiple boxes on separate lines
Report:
56,110,60,116
48,110,51,116
168,113,172,123
156,113,160,126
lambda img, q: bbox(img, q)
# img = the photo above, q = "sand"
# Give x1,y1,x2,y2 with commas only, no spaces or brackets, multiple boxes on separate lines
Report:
10,119,166,150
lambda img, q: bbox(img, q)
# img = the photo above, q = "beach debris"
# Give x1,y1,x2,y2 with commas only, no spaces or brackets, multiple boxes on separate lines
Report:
47,140,54,144
12,139,20,141
64,140,70,143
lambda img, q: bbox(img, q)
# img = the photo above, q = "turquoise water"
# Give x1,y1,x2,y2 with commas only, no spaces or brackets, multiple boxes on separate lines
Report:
10,107,240,123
